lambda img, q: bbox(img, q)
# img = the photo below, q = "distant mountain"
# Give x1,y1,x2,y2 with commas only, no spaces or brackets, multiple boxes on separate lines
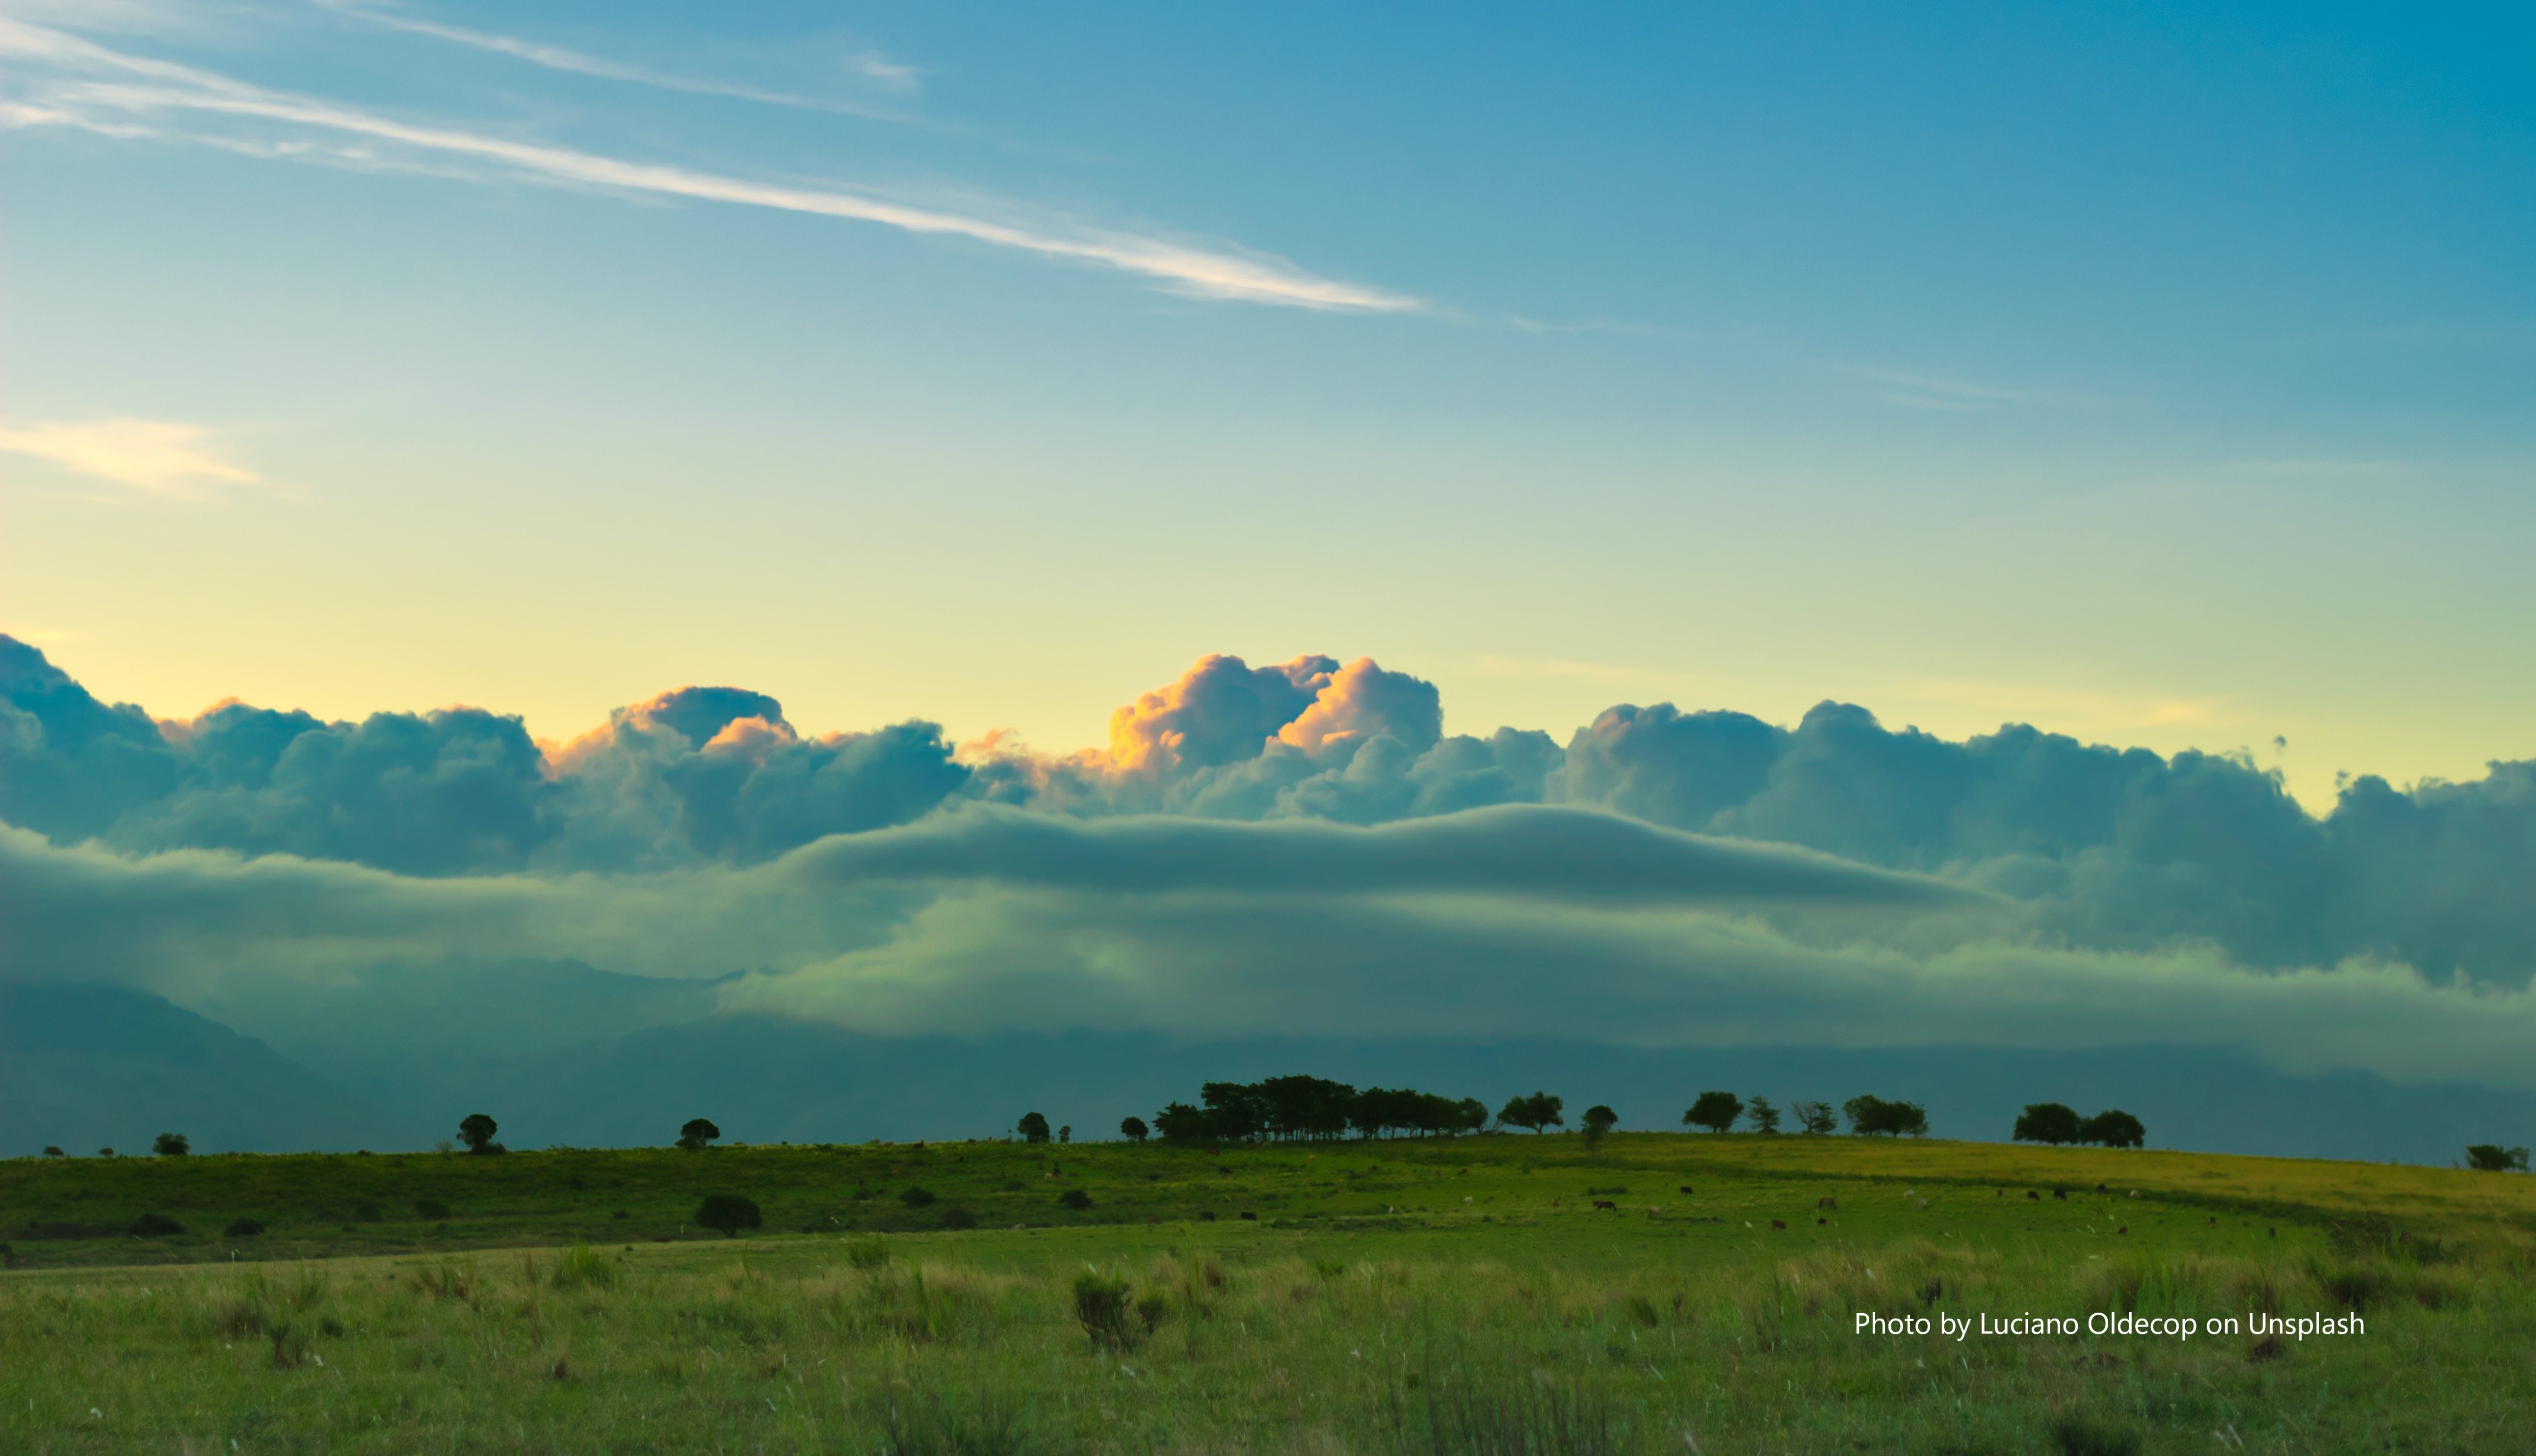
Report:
0,982,421,1156
192,958,734,1115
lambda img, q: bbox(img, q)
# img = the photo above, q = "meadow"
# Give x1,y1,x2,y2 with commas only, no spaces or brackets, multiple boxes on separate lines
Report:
4,1132,2533,1453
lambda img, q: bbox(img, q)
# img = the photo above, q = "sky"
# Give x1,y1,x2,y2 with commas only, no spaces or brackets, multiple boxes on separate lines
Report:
6,0,2536,809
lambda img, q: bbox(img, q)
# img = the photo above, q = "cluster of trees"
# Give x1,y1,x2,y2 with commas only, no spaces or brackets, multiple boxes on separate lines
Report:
2012,1103,2146,1148
1680,1092,1927,1137
1141,1076,1493,1143
2466,1144,2530,1172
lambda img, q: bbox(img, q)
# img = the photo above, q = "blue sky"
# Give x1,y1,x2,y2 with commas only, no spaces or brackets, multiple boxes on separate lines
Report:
4,0,2533,805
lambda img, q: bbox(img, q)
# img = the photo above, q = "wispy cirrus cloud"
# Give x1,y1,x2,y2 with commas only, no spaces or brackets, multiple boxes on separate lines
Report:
0,19,1417,312
0,418,259,498
307,0,918,115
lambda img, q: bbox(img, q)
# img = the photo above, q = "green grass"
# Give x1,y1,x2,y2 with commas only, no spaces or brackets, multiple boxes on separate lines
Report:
5,1133,2534,1451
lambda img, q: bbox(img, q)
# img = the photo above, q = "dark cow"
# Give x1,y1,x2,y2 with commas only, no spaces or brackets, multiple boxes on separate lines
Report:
1592,1200,1618,1211
1770,1219,1788,1230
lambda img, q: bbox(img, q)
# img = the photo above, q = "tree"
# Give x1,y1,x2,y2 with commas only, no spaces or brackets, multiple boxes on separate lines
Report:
1119,1116,1150,1142
1580,1104,1619,1150
2013,1103,2083,1146
457,1114,503,1155
152,1132,189,1157
694,1194,762,1238
1744,1096,1782,1135
1059,1125,1072,1144
1684,1091,1744,1135
1844,1095,1928,1137
677,1118,721,1151
2080,1110,2146,1149
1018,1112,1052,1144
1152,1101,1212,1142
1791,1100,1838,1135
41,1147,62,1158
2467,1144,2531,1172
1498,1091,1565,1133
1454,1097,1491,1135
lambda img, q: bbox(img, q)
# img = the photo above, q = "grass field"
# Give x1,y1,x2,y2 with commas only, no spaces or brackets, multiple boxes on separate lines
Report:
5,1133,2534,1453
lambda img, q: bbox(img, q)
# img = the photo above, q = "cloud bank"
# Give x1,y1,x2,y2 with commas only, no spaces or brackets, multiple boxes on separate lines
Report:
6,634,2536,1094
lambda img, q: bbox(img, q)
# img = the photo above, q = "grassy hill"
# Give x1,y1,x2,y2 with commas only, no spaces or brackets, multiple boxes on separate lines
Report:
5,1132,2533,1452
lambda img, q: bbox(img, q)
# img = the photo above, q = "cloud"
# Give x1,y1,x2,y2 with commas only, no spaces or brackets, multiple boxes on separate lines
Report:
0,417,258,497
9,809,2534,1093
308,0,916,115
0,20,1419,312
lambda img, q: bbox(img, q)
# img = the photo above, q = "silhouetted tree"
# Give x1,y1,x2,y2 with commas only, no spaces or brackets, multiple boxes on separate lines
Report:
2080,1110,2146,1149
677,1118,721,1151
1059,1125,1072,1144
1201,1082,1271,1142
152,1132,189,1157
1791,1100,1838,1135
1120,1116,1150,1142
1684,1091,1744,1134
1018,1112,1052,1144
97,1147,114,1158
1454,1097,1490,1135
695,1194,762,1237
457,1114,503,1155
1580,1104,1619,1150
41,1146,63,1158
2013,1103,2083,1146
1498,1091,1565,1133
1845,1095,1928,1137
1153,1101,1212,1142
2467,1144,2531,1171
1744,1096,1782,1135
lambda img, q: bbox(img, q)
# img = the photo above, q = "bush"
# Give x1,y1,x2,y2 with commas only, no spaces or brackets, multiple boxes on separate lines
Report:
1072,1272,1136,1350
413,1198,450,1221
844,1237,890,1271
695,1194,762,1238
152,1132,189,1157
937,1206,979,1231
224,1217,266,1238
899,1186,938,1209
1057,1188,1092,1210
129,1213,184,1237
2466,1144,2530,1171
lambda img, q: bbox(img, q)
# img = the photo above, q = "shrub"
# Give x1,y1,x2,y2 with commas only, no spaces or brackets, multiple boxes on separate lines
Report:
224,1217,266,1238
413,1198,450,1221
1057,1189,1093,1210
1072,1272,1135,1350
844,1237,890,1272
937,1206,979,1231
152,1132,189,1157
899,1186,938,1209
2466,1144,2530,1171
130,1213,184,1237
695,1194,763,1238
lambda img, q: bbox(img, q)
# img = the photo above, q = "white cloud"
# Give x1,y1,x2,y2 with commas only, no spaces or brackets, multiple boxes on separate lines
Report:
308,0,915,116
1,19,1418,312
0,417,258,498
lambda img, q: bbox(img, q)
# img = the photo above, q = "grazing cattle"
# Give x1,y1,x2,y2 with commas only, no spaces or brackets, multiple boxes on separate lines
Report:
2095,1183,2107,1193
2118,1226,2128,1235
1817,1196,1837,1211
1677,1185,1695,1195
2052,1188,2068,1200
2026,1191,2041,1201
1593,1199,1618,1211
1239,1211,1257,1221
1770,1219,1787,1230
2209,1217,2218,1226
1816,1218,1827,1225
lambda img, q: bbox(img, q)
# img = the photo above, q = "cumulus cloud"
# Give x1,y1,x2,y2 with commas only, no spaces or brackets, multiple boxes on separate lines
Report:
11,632,2536,1104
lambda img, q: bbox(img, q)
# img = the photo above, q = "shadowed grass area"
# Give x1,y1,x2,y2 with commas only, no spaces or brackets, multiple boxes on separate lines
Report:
4,1134,2533,1449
